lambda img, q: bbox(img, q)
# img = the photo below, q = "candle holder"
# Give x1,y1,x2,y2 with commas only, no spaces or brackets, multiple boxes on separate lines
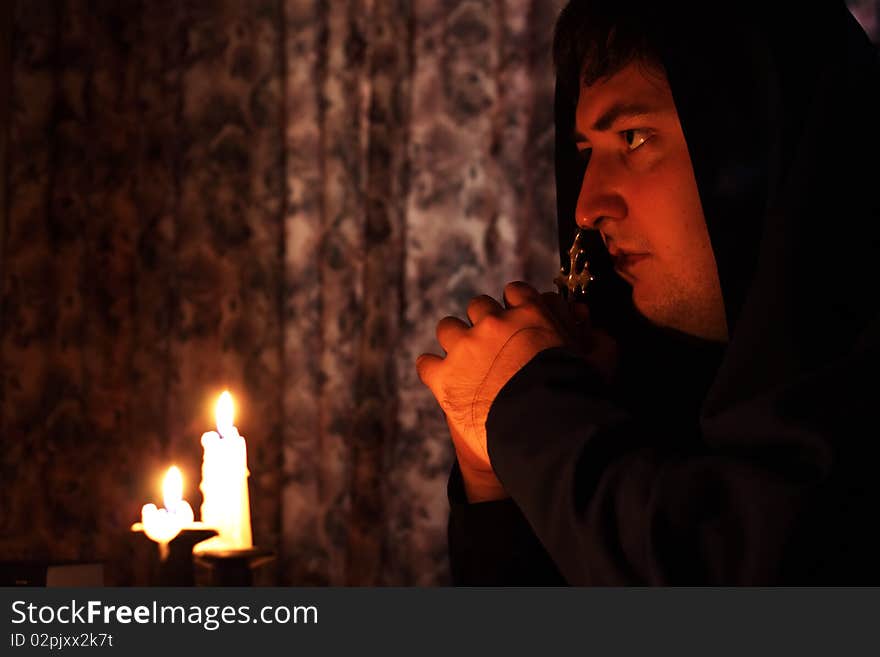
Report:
132,526,218,586
193,547,275,586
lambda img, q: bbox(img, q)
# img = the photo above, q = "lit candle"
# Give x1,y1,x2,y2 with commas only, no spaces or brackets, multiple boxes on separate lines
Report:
136,466,196,558
193,390,253,552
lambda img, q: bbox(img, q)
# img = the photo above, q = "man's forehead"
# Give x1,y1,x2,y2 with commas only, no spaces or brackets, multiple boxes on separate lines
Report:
575,61,674,128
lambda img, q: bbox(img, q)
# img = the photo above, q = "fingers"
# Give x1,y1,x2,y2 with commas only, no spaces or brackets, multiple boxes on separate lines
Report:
436,315,469,352
415,353,443,390
467,295,503,325
503,281,541,308
540,291,568,321
540,290,590,324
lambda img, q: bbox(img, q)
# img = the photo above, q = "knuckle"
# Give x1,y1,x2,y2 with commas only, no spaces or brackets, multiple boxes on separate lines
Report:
516,301,542,319
478,313,501,331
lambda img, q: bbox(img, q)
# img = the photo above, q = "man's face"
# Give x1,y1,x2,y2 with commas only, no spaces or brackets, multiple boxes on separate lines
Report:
575,60,728,342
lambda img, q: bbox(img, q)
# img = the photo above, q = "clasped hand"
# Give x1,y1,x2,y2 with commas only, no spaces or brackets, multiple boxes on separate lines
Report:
416,281,613,502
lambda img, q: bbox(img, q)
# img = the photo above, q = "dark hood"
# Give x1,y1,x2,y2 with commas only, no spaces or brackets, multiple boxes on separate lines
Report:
554,1,880,427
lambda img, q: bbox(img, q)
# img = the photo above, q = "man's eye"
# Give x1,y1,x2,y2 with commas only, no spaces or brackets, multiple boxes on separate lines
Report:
623,129,651,151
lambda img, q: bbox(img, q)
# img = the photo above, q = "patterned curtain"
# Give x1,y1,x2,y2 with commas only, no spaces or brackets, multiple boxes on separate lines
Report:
0,0,562,585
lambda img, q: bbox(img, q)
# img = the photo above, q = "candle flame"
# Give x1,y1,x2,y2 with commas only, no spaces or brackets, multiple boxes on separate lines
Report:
215,390,235,436
162,466,184,510
139,465,194,547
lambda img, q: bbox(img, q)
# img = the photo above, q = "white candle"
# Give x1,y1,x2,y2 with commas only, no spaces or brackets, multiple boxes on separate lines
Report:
193,391,253,552
137,466,196,558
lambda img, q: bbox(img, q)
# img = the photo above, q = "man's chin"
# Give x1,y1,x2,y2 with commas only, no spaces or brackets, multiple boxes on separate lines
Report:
630,292,728,343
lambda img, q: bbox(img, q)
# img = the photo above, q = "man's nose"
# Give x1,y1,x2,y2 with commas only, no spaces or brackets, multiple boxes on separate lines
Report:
575,157,626,230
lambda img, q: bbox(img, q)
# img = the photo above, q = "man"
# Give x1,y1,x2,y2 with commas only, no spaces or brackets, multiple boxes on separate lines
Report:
416,0,880,584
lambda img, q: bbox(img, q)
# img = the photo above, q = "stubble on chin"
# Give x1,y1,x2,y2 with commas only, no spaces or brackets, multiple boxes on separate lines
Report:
631,273,728,342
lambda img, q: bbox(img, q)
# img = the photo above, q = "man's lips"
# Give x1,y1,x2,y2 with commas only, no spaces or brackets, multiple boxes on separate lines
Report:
610,251,650,273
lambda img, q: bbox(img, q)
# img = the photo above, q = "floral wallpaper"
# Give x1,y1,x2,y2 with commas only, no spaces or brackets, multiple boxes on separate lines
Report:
0,0,563,586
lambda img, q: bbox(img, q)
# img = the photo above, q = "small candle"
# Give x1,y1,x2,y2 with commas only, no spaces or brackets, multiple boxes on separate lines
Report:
193,391,253,552
137,466,195,558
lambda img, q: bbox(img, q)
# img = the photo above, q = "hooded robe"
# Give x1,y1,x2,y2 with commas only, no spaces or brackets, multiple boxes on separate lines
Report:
447,0,880,585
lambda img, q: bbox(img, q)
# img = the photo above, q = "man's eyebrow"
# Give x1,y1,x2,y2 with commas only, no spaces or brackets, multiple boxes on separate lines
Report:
573,102,660,142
